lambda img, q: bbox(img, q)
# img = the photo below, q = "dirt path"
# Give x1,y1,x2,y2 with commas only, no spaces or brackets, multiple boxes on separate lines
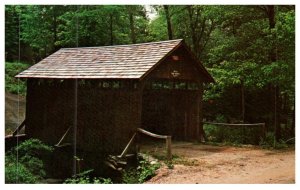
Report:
143,142,295,184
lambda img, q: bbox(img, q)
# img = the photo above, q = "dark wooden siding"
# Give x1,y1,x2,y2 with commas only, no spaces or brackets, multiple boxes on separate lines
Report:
144,46,205,83
26,79,140,155
142,89,201,140
140,46,204,141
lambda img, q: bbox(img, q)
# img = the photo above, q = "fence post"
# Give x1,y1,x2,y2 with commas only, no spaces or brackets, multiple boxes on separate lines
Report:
166,136,172,160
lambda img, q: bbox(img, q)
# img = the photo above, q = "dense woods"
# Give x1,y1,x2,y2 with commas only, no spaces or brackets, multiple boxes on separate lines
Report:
5,5,295,142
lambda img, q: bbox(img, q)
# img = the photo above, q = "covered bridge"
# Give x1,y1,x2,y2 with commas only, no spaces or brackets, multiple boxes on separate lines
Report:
15,39,214,175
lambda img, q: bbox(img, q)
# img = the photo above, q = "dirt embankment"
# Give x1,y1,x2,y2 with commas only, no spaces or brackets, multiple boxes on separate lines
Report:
144,143,295,184
5,92,26,135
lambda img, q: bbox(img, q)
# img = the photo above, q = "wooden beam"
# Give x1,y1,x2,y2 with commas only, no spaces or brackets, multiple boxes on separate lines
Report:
118,132,137,158
137,128,172,160
55,125,72,147
13,119,26,136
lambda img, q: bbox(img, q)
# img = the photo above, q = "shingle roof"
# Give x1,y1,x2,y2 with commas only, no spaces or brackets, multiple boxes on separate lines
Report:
16,39,213,82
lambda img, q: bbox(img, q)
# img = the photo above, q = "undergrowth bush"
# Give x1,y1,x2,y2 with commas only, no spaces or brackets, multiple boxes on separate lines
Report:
259,132,289,149
122,155,160,184
5,139,53,184
5,62,30,95
204,124,262,145
64,170,112,184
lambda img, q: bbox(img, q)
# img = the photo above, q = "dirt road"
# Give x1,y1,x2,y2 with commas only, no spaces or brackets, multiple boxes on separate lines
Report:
143,142,295,184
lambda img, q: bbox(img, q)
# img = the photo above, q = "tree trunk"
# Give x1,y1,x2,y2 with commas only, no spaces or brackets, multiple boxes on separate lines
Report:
52,9,58,51
163,5,173,40
128,9,136,44
267,6,281,140
292,107,295,137
241,80,245,122
263,5,281,140
267,5,276,62
187,6,197,52
274,85,281,141
267,6,276,29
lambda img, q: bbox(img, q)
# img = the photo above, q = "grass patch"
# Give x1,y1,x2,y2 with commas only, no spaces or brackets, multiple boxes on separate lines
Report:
172,155,200,167
5,62,30,95
122,154,160,184
148,151,200,169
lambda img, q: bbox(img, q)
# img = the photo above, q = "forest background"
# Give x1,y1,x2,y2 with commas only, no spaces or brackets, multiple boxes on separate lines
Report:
4,4,295,142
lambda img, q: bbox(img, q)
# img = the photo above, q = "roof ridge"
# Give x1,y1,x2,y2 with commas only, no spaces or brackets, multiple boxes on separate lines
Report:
61,39,183,50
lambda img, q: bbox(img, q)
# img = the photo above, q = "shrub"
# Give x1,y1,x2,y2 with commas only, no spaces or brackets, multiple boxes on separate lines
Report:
259,132,289,149
64,170,113,184
204,123,263,145
5,62,30,95
5,156,38,184
5,139,53,184
122,155,160,184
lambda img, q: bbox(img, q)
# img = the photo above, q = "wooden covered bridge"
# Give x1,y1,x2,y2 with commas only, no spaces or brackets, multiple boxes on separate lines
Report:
14,39,214,175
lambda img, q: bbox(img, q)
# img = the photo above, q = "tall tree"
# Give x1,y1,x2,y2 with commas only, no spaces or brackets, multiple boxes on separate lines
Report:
5,6,20,61
163,5,173,40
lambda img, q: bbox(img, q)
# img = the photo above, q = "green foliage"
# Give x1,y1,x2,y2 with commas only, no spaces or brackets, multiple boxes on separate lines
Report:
64,170,113,184
15,138,54,155
4,5,295,144
5,5,149,63
122,155,160,184
5,6,20,61
172,156,199,166
5,159,38,184
5,62,30,95
259,132,289,149
20,6,57,60
165,160,174,169
57,5,149,47
204,124,262,145
5,139,53,184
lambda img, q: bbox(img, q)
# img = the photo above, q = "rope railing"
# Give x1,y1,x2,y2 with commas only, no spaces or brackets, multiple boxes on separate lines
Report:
202,121,266,144
203,121,265,127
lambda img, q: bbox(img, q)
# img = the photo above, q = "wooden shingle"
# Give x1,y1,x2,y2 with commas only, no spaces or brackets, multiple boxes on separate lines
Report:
16,39,183,79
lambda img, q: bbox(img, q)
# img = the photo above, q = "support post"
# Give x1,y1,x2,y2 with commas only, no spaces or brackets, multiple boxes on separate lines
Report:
73,79,78,176
119,133,136,158
166,136,172,160
13,119,26,136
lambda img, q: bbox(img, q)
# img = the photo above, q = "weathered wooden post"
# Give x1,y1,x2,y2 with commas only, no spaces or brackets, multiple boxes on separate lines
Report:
166,136,172,160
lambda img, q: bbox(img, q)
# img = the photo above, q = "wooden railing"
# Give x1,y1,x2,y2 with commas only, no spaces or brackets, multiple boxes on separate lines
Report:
137,128,172,160
118,128,172,160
